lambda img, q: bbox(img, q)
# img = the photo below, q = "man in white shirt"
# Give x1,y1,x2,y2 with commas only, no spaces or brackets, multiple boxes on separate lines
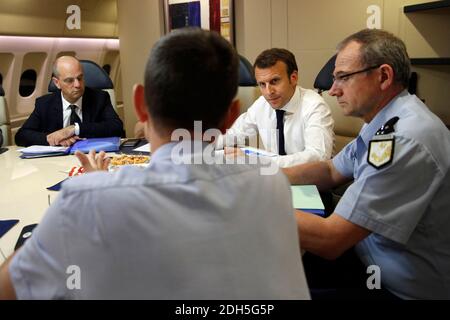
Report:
221,48,334,168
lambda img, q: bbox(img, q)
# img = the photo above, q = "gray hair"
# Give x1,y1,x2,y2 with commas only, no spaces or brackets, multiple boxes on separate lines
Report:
337,29,411,88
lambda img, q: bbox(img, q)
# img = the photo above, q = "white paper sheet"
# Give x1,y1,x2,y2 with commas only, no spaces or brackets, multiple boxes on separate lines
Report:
17,145,69,154
133,143,151,153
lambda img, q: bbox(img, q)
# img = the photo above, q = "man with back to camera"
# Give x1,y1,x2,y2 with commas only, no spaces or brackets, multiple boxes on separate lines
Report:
219,48,334,168
0,28,310,299
283,29,450,299
14,56,123,147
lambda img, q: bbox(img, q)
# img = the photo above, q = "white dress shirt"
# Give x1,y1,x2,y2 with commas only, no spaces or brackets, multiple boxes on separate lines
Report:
61,93,82,135
220,86,334,167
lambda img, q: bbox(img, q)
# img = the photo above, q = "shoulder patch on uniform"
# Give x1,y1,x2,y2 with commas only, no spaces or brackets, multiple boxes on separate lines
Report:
368,138,395,169
368,117,399,169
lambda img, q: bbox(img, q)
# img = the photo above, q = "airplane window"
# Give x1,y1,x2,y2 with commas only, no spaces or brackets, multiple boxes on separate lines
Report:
19,69,37,97
102,64,111,75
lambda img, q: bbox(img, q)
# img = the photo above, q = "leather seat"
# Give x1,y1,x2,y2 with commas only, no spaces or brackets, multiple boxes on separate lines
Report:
0,85,11,146
236,55,260,114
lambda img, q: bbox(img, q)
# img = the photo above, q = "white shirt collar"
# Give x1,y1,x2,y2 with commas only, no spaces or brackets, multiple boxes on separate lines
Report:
61,92,83,111
278,86,300,115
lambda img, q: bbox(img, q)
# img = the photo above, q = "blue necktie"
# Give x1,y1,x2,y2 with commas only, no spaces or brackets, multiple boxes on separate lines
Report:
276,109,286,155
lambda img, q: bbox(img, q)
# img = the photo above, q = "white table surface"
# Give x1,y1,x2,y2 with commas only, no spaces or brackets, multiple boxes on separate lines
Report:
0,146,80,259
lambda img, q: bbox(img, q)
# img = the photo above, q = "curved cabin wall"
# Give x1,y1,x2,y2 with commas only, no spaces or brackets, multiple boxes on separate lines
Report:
0,0,118,38
0,36,121,144
0,0,121,145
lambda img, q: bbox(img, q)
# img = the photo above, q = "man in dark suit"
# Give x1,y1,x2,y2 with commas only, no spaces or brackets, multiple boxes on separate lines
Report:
15,56,123,147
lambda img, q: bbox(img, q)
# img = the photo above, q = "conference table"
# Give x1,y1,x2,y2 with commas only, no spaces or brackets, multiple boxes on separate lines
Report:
0,144,323,264
0,146,82,262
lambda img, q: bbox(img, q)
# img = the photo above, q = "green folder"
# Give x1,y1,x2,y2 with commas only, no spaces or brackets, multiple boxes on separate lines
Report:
291,185,324,210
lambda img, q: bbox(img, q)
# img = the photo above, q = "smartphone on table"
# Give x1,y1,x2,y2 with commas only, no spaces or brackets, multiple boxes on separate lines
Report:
120,138,141,148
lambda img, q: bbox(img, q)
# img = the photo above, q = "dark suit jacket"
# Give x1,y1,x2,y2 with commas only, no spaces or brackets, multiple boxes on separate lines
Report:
15,87,124,146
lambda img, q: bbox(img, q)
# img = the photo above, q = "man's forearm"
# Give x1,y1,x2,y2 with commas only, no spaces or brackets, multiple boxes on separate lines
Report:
15,129,49,147
283,160,339,190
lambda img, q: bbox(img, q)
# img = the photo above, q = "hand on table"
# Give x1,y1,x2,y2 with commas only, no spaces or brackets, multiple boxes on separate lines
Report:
224,147,245,158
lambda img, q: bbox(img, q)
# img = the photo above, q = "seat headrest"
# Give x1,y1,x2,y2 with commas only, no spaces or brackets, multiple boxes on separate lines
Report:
48,60,114,92
0,85,4,96
238,55,257,87
314,54,337,92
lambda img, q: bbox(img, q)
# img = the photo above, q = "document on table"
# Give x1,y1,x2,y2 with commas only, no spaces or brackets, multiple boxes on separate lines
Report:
18,145,69,154
240,147,277,157
133,143,151,153
291,185,324,211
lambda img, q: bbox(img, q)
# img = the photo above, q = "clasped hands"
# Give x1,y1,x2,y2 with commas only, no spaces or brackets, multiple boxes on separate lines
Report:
46,125,81,147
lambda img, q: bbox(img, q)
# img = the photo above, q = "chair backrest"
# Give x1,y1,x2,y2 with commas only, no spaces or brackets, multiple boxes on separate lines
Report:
236,55,260,114
0,85,11,146
238,55,257,87
48,60,117,111
314,54,363,156
314,55,336,94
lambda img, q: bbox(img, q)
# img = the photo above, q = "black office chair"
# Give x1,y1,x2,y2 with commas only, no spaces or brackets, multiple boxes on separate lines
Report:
238,54,257,86
314,54,336,94
48,60,118,111
313,54,350,215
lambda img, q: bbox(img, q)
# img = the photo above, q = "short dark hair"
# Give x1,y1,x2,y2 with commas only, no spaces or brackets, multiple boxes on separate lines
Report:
253,48,298,77
337,29,411,88
144,28,238,131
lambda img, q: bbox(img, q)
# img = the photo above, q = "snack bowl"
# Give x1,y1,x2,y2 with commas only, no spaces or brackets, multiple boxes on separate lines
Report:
108,154,150,172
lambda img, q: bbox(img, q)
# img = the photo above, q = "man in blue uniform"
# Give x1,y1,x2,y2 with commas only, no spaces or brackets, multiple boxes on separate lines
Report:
283,29,450,299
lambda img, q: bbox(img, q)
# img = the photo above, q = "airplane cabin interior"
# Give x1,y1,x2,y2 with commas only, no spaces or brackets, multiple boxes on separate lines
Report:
0,0,449,302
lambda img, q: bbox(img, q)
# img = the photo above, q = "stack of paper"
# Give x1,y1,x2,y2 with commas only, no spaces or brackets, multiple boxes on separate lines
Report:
18,146,69,158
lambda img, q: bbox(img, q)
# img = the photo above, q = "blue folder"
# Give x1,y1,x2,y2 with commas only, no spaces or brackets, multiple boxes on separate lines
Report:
20,137,120,159
68,137,120,154
0,220,19,238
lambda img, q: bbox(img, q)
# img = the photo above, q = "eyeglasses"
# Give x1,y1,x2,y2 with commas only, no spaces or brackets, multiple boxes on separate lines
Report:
332,65,380,86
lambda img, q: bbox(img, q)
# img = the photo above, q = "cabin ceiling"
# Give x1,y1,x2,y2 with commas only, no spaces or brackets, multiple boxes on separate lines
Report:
0,0,118,38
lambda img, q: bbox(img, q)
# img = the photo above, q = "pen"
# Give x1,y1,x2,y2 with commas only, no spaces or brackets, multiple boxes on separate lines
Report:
244,149,262,156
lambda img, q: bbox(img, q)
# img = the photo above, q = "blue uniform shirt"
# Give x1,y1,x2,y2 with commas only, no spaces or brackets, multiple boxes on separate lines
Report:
333,90,450,299
10,141,310,299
